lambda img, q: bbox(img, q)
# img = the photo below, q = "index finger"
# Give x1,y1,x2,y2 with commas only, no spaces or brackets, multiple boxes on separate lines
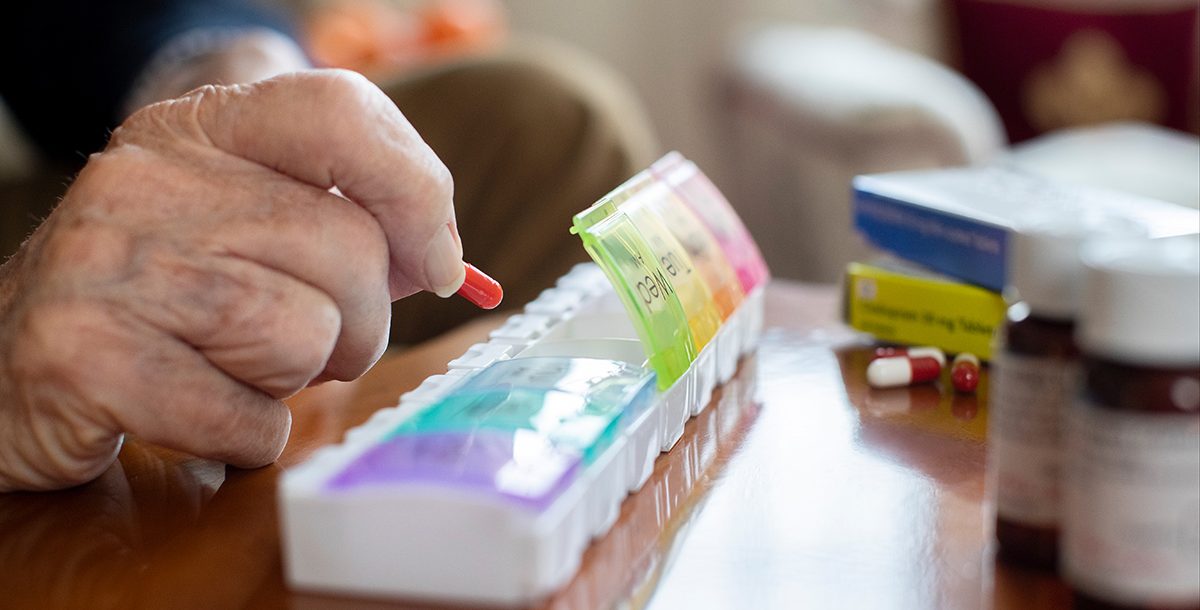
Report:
118,69,465,299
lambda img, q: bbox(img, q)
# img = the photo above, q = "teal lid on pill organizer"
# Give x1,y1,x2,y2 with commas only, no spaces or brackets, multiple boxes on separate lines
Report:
572,199,697,389
390,357,657,462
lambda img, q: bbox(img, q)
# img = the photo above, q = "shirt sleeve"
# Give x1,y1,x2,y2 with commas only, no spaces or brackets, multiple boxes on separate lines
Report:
0,0,298,165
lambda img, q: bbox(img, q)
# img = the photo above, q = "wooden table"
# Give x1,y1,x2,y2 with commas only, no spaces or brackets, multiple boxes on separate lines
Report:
0,281,1071,609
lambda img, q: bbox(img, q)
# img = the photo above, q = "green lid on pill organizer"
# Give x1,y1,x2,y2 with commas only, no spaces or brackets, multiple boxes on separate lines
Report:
624,179,744,321
615,189,721,349
572,208,696,389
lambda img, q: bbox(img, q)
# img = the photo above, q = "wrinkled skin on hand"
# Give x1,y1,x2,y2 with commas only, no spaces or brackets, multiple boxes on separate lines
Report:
0,70,467,491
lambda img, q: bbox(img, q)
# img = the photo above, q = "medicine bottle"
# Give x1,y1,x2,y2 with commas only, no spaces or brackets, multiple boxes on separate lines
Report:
1063,235,1200,609
988,223,1090,570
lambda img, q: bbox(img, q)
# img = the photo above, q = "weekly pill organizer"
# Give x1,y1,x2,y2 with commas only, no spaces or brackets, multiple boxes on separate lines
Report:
279,152,770,605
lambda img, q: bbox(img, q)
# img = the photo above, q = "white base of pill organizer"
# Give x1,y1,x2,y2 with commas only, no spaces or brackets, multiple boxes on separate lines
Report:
280,263,765,606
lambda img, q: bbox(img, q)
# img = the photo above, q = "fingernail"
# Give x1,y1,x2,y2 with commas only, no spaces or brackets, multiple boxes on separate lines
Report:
424,224,465,298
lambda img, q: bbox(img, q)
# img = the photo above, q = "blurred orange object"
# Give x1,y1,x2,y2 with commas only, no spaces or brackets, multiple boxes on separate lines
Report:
420,0,504,47
306,0,506,76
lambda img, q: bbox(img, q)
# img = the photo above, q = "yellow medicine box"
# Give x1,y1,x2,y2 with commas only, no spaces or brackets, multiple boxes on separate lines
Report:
843,261,1007,360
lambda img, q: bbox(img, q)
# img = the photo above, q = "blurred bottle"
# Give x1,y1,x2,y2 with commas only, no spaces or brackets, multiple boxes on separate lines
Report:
1063,235,1200,609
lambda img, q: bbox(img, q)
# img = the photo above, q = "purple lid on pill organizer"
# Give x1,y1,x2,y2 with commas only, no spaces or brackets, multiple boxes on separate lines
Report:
326,430,581,510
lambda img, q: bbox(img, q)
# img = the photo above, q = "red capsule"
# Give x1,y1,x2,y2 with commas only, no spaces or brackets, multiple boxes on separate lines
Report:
951,352,980,393
866,355,942,388
456,262,503,309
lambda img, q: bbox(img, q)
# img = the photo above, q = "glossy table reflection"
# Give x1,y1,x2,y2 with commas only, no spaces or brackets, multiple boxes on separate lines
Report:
0,281,1071,610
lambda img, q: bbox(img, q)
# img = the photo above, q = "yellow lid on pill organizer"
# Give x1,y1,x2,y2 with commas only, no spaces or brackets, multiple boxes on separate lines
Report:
651,153,770,292
572,209,696,389
628,179,744,320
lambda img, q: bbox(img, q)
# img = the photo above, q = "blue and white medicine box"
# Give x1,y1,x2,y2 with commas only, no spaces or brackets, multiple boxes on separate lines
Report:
852,166,1200,292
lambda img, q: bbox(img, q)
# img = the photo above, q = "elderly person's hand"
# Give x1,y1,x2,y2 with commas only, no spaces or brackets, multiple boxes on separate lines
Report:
0,69,466,491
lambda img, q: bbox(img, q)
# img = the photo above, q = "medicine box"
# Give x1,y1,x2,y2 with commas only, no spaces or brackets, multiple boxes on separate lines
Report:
852,166,1200,291
842,260,1007,360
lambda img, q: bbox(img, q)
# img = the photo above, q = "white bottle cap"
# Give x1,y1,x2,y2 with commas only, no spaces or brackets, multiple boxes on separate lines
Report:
1079,235,1200,366
1009,214,1146,320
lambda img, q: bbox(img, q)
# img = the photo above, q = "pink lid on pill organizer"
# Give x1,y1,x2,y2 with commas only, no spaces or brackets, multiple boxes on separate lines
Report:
651,152,770,292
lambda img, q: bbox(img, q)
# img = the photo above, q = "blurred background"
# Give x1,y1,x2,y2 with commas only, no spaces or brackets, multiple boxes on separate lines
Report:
2,0,1197,283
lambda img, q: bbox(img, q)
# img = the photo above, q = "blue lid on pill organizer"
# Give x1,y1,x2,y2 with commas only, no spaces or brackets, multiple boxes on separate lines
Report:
391,357,657,462
325,429,581,510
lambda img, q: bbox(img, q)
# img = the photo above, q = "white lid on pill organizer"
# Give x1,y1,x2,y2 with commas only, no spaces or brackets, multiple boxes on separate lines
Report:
1009,214,1147,320
1079,235,1200,366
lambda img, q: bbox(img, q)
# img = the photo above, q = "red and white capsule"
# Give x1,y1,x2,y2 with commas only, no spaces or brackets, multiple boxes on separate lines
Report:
872,346,946,368
866,355,942,388
950,352,981,394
